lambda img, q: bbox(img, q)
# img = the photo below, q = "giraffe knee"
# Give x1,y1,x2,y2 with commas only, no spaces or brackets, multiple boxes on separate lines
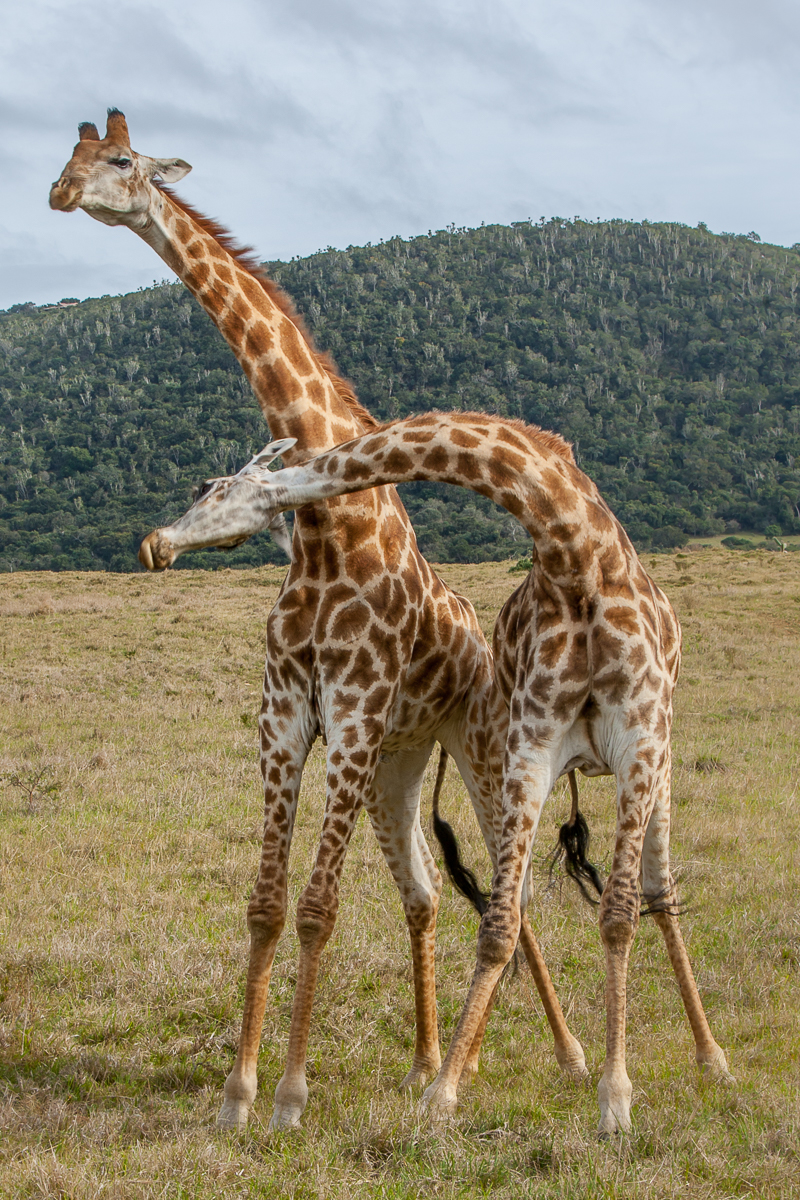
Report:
598,898,638,950
404,884,439,933
295,895,338,949
476,909,519,969
246,896,287,946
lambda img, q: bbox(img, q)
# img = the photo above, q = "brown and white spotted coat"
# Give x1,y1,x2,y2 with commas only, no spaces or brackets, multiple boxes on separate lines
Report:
50,111,585,1131
232,410,734,1135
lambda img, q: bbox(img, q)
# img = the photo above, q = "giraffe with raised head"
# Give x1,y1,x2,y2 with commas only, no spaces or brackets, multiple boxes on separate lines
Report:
196,410,734,1136
50,111,586,1130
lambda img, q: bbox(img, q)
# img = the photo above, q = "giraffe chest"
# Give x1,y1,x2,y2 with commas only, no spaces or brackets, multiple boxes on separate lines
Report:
265,578,484,751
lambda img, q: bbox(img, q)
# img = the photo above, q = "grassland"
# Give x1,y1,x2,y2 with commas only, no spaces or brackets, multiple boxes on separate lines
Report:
1,550,799,1198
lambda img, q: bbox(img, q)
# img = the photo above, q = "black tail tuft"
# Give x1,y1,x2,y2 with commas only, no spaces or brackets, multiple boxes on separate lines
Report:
548,809,605,906
431,747,521,977
432,811,491,917
431,748,490,918
640,887,687,919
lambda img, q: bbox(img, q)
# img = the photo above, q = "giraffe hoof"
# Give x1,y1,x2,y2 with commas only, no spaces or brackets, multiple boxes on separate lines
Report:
458,1060,479,1088
597,1074,632,1137
399,1062,438,1090
597,1111,632,1139
421,1080,458,1126
554,1037,589,1082
216,1099,250,1131
268,1104,304,1132
699,1046,735,1085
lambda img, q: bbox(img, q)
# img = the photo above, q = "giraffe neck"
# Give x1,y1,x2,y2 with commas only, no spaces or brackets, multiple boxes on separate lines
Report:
262,413,633,590
135,187,371,462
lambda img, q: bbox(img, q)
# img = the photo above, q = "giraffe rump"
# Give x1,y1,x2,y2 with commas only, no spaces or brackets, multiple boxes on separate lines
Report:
156,184,379,435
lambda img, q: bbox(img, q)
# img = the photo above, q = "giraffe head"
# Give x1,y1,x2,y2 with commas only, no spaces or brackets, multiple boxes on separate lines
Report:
49,108,191,227
138,438,297,571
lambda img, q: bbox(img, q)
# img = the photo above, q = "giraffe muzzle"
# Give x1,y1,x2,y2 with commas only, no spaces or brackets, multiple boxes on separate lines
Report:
49,178,83,212
138,531,175,571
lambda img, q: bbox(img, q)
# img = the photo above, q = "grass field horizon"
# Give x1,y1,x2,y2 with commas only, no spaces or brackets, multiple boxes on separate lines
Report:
1,550,799,1198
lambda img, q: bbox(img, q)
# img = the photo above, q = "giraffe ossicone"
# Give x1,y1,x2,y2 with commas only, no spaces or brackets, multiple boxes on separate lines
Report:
52,113,587,1133
211,410,734,1136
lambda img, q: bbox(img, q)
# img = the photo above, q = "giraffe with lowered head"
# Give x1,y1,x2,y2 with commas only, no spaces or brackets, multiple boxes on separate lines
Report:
50,110,587,1130
183,410,735,1136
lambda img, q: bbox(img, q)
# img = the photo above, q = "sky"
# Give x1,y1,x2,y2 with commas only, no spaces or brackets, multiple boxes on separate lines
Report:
1,0,799,310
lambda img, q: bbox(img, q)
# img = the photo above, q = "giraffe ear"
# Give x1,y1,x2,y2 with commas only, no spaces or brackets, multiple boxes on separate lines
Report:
141,155,192,184
267,513,293,557
238,438,297,476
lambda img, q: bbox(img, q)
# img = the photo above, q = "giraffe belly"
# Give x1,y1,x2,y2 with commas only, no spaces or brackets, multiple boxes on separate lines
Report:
379,694,465,755
556,720,611,779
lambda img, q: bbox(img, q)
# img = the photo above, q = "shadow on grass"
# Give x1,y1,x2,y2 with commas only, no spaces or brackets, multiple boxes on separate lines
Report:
0,1044,226,1106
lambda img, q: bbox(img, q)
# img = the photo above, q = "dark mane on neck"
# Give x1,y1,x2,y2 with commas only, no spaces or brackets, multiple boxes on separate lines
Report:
157,185,378,432
526,424,576,463
501,417,575,463
457,413,576,464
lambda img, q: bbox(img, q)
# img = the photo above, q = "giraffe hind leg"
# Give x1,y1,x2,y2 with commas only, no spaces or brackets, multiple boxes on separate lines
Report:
596,759,652,1138
441,735,587,1083
641,772,733,1084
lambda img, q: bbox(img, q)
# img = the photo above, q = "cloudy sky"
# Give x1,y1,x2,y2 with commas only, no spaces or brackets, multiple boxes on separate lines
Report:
2,0,799,310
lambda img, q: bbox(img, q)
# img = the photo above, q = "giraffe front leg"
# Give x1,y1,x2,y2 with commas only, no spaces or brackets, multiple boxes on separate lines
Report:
269,736,377,1131
456,925,588,1086
366,743,442,1091
518,914,589,1081
457,921,588,1086
218,902,286,1131
442,693,585,1083
268,808,364,1129
217,704,311,1132
652,915,733,1082
459,981,498,1085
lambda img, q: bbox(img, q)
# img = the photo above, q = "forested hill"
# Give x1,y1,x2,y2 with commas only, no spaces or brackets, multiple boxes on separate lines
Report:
3,217,800,572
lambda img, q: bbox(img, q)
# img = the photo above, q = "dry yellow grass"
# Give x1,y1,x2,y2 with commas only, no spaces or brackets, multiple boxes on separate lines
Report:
1,549,799,1198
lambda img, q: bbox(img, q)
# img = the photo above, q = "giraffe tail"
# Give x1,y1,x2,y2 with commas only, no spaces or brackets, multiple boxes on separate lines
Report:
547,770,605,905
431,748,522,977
430,747,490,917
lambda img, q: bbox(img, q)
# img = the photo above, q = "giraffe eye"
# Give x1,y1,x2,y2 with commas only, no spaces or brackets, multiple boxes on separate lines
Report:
109,157,131,169
192,481,214,502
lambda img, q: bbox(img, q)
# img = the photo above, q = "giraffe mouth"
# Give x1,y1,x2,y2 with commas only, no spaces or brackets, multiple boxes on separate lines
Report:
49,181,83,212
138,531,175,571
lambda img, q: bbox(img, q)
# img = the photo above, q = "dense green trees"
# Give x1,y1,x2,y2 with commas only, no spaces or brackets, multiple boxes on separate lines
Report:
3,217,800,572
